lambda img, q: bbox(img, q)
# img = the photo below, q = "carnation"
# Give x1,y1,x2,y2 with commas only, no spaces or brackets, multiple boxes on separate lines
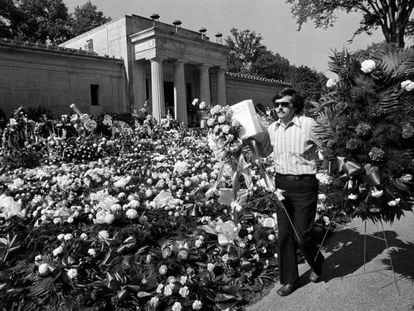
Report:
401,80,414,91
98,230,110,240
355,123,372,137
369,147,385,161
360,59,376,73
125,208,138,219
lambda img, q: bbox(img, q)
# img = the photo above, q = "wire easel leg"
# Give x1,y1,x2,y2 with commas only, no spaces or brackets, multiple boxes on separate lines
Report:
363,220,367,272
379,220,400,295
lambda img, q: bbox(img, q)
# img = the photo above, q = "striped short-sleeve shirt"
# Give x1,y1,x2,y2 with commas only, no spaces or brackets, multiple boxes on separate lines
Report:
268,115,319,175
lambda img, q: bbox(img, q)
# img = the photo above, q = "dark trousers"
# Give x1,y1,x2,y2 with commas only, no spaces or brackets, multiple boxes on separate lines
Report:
275,175,324,284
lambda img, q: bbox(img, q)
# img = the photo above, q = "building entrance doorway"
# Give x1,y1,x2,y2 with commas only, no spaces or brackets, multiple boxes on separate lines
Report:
164,82,174,118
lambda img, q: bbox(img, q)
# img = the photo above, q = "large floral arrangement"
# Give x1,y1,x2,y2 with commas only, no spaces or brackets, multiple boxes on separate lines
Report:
312,45,414,222
0,107,288,311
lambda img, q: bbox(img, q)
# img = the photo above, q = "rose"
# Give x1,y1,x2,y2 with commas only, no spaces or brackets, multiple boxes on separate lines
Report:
172,302,182,311
401,80,414,91
177,249,189,260
360,59,376,73
178,286,189,298
217,115,226,124
163,283,174,296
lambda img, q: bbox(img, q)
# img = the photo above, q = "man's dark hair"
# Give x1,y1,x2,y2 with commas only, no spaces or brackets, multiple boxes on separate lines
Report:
272,88,304,115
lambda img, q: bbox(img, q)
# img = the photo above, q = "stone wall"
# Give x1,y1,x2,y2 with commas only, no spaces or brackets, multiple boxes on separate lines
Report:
226,73,290,107
0,40,127,118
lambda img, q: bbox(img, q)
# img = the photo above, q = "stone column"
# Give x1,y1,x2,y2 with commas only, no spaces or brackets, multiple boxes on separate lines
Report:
216,67,227,106
199,64,211,106
174,60,187,125
150,57,165,122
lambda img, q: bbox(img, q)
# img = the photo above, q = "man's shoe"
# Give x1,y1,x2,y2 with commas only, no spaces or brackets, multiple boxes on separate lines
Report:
309,270,322,283
276,284,297,296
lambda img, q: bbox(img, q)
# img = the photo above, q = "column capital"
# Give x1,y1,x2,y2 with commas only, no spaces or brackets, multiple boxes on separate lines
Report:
198,63,211,69
150,56,165,63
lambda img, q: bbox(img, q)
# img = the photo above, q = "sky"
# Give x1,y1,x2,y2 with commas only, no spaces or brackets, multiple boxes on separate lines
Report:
64,0,385,78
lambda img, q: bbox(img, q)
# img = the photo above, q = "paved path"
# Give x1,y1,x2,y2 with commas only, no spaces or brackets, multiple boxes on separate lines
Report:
247,211,414,311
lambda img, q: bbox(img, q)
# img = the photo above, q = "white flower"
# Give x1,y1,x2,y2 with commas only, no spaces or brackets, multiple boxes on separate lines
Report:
326,76,339,88
222,253,229,263
88,248,97,256
401,80,414,92
199,101,206,110
318,193,327,201
371,188,384,198
191,98,199,106
159,264,168,275
207,263,215,272
125,208,138,219
64,233,73,241
192,300,203,310
268,234,275,241
195,239,203,248
222,124,230,134
172,302,182,311
113,176,131,188
156,283,164,293
218,115,226,123
52,245,64,256
387,198,401,206
178,286,190,298
66,268,78,279
360,59,376,73
104,213,115,224
57,233,65,241
80,233,88,240
163,283,174,296
180,275,188,285
98,230,110,240
38,263,50,276
348,193,358,200
149,296,159,307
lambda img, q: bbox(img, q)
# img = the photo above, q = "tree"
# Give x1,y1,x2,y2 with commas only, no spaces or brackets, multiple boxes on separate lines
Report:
286,65,326,101
70,1,111,37
225,28,266,74
286,0,414,48
16,0,72,43
0,0,25,38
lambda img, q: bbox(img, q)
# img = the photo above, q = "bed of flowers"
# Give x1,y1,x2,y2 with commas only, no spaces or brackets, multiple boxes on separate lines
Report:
312,44,414,224
0,104,319,311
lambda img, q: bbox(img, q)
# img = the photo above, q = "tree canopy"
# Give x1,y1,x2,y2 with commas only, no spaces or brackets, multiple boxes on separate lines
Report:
70,1,111,38
225,27,326,101
286,0,414,48
0,0,111,44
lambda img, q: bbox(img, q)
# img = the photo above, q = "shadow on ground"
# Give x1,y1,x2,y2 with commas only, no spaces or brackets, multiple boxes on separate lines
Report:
315,228,414,283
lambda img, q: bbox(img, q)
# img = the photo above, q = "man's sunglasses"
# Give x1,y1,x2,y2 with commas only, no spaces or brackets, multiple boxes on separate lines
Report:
274,101,291,108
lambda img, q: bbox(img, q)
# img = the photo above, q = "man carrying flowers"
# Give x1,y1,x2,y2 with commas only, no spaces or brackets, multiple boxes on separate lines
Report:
253,88,325,296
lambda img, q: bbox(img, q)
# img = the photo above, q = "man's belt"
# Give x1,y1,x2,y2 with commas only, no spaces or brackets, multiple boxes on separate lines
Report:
276,173,316,181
